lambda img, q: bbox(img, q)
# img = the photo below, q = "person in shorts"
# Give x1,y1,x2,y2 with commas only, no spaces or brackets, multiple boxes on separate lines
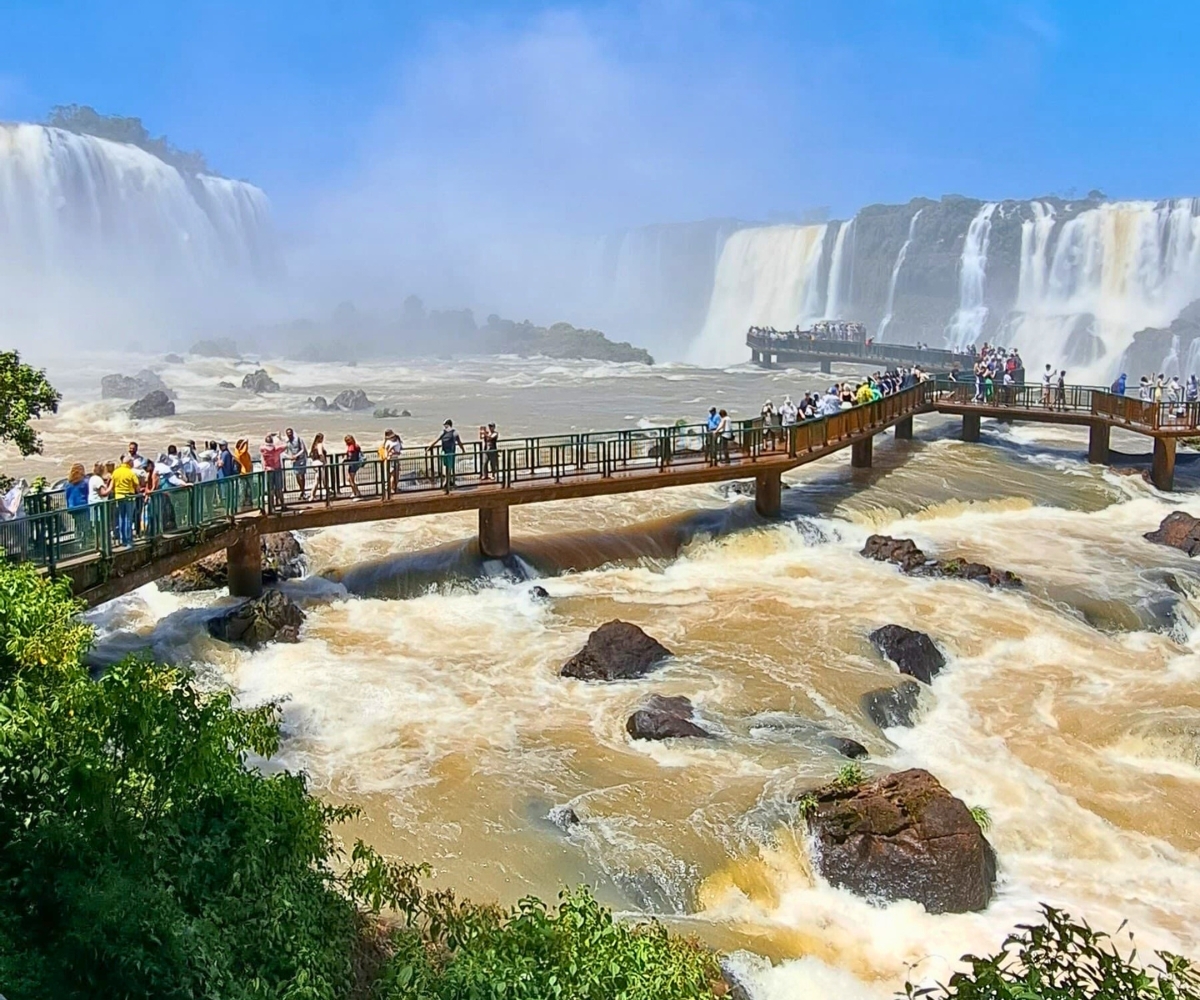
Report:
430,420,465,490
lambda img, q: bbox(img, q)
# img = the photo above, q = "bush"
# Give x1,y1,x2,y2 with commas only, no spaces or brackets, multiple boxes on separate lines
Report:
905,906,1200,999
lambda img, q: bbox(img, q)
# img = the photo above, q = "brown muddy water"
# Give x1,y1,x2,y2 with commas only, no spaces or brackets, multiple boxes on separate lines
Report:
8,351,1200,998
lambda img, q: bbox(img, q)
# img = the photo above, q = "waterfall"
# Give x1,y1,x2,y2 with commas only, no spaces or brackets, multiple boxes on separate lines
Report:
823,220,852,319
0,123,275,341
1002,199,1200,379
689,224,828,367
877,208,923,339
945,202,998,350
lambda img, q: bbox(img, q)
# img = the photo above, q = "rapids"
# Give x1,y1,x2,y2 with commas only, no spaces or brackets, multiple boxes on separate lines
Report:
10,352,1200,998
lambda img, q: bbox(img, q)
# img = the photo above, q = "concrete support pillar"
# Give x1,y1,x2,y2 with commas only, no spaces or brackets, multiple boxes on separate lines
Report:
751,350,761,365
479,505,511,558
1087,421,1110,464
894,415,913,440
1152,437,1176,491
819,359,832,374
755,470,782,518
962,413,981,443
227,532,263,599
851,435,873,468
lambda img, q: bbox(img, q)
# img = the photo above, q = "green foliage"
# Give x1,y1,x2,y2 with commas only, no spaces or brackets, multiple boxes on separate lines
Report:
0,562,92,681
797,792,819,819
0,351,60,457
904,906,1200,999
373,886,721,1000
46,104,215,175
834,761,866,788
969,805,992,833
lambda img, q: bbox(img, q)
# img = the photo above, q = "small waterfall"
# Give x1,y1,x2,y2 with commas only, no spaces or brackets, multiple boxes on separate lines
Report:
823,220,852,319
945,203,998,349
1163,334,1182,376
1016,201,1057,308
877,208,923,339
689,224,828,367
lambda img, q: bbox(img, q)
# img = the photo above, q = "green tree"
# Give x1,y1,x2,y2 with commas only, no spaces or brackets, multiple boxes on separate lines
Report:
0,350,60,458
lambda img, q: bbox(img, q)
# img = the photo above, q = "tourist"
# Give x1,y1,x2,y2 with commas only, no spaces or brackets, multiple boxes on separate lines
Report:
343,434,363,499
481,422,500,482
1111,373,1127,396
760,399,777,449
217,441,237,478
284,428,308,501
706,406,721,432
780,395,797,427
1138,376,1151,401
384,429,404,493
1189,375,1199,404
260,434,287,510
430,420,465,490
716,409,732,463
110,455,140,547
1055,370,1067,411
309,433,329,501
63,463,89,542
1041,365,1054,408
820,387,842,416
234,438,254,507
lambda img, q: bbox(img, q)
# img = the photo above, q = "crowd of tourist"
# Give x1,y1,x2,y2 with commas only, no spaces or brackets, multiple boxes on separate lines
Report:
748,321,870,343
1118,372,1200,404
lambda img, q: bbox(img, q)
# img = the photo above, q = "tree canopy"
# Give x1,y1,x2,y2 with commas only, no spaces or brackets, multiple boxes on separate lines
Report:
46,104,215,176
0,351,60,458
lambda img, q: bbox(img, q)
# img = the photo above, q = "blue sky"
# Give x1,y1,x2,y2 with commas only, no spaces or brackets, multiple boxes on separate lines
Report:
2,0,1195,229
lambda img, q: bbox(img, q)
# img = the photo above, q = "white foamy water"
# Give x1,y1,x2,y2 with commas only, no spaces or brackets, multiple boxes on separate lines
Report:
39,354,1200,999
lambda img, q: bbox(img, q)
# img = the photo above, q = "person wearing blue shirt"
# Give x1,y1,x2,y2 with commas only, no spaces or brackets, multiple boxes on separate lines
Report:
705,407,721,432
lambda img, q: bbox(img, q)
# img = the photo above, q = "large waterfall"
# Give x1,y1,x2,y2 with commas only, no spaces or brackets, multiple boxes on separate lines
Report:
945,202,998,350
823,220,852,321
688,224,827,367
0,123,275,343
877,208,922,339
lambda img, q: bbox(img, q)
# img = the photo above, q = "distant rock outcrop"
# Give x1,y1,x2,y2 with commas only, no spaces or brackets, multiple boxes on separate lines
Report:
241,369,280,393
190,338,240,358
332,388,373,410
803,768,997,914
1145,511,1200,556
560,621,673,681
861,534,1021,587
128,390,175,419
101,369,173,399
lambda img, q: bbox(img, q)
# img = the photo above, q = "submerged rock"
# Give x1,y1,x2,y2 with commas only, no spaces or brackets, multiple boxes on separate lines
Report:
529,585,551,601
804,768,997,914
626,695,711,740
159,532,305,593
822,734,869,759
560,620,672,681
207,590,305,648
218,380,237,389
1145,511,1200,556
128,390,175,419
163,353,185,364
332,388,374,410
547,805,580,831
870,625,946,684
862,534,1021,587
861,680,923,729
102,370,173,399
241,369,280,393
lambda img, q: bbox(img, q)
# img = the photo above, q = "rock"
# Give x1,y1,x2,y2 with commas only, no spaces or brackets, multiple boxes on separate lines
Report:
721,480,756,498
218,380,237,389
823,734,869,759
190,338,240,358
332,388,373,410
547,805,580,831
626,695,711,740
869,625,946,684
861,534,927,571
529,585,551,601
374,407,400,419
804,768,997,914
560,620,673,681
127,390,175,419
158,533,304,593
1145,511,1200,556
164,353,185,364
206,590,305,648
719,957,763,1000
306,395,330,411
101,369,173,400
400,409,412,417
861,680,923,728
241,369,280,393
862,534,1021,587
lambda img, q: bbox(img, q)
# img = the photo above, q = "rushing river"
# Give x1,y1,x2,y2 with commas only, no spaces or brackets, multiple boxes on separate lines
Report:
8,351,1200,998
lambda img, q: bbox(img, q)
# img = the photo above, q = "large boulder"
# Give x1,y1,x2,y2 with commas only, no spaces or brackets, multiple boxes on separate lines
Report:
861,680,923,729
560,620,672,681
862,534,1021,587
128,390,175,419
804,768,997,914
1145,511,1200,556
626,695,711,740
159,533,305,593
306,395,330,411
241,369,281,393
207,590,305,648
103,369,174,399
822,734,869,759
870,625,946,684
332,388,374,410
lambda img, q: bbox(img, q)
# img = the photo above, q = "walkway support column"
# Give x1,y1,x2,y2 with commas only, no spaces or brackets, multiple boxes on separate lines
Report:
479,505,511,558
851,435,873,468
1088,421,1110,464
894,415,913,440
227,531,263,599
819,359,832,374
1152,437,1176,491
962,413,981,443
755,470,782,518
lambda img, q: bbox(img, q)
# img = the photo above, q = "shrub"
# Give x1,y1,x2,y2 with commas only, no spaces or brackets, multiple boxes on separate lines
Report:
834,761,866,788
968,805,992,833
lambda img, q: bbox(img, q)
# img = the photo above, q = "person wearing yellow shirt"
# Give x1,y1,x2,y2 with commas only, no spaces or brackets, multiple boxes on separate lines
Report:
854,382,874,406
110,456,140,547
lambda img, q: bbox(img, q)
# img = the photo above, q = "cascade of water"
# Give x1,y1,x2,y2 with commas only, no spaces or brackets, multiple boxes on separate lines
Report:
689,224,828,367
1162,334,1182,376
1016,201,1057,309
823,220,852,319
877,208,923,339
945,203,999,350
